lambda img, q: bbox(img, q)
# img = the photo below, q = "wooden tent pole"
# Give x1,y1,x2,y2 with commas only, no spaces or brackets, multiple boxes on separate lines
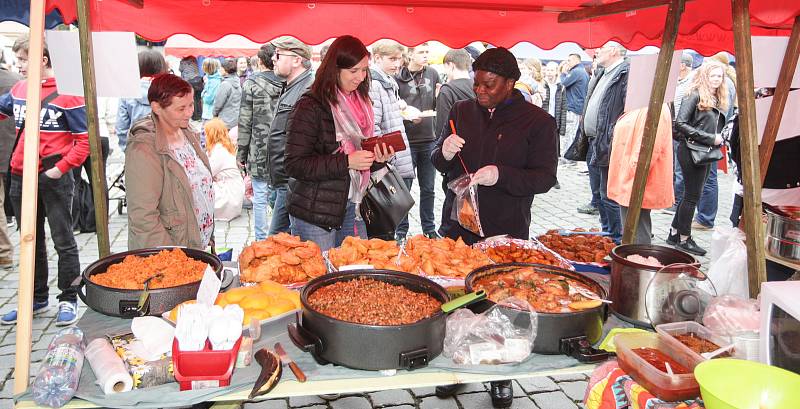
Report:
621,0,685,244
758,16,800,183
13,0,45,395
732,0,767,297
76,0,110,257
559,0,675,23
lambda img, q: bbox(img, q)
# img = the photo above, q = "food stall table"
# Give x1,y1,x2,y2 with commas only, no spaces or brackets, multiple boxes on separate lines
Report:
14,309,597,409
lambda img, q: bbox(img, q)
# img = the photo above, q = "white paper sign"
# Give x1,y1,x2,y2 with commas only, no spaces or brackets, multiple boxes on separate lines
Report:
195,265,222,307
624,53,682,113
752,36,800,88
755,89,800,143
46,31,140,98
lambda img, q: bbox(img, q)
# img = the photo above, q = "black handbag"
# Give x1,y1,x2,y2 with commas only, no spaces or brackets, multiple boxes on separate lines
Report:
564,128,589,161
685,139,723,165
359,165,415,238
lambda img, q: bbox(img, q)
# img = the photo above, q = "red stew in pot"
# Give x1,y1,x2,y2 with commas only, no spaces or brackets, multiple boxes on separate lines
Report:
633,348,690,374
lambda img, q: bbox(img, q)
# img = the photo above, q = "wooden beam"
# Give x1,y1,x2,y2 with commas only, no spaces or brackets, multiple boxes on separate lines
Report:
758,15,800,183
14,0,45,396
732,0,767,297
558,0,673,23
621,0,685,244
76,0,110,257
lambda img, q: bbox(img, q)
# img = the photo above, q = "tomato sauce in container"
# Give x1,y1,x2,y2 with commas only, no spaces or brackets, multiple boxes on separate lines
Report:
615,332,702,401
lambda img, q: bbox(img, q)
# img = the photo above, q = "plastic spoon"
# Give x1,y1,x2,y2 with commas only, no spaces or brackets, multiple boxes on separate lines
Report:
701,343,735,359
664,361,674,376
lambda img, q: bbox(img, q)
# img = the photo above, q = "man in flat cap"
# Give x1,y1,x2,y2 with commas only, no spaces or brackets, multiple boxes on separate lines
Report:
431,47,558,408
266,36,313,236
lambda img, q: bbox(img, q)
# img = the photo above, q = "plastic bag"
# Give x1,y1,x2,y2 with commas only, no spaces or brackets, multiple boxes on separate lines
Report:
702,295,761,360
702,295,760,335
448,173,484,236
443,298,538,365
703,226,748,298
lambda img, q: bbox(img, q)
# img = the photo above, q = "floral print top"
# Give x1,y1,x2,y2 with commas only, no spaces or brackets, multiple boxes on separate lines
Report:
171,141,214,248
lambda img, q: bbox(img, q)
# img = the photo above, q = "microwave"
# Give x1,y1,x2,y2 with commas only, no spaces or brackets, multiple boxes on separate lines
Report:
760,281,800,374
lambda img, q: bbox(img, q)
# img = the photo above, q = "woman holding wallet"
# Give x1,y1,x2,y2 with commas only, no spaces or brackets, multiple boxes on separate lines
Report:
668,61,728,256
284,35,393,251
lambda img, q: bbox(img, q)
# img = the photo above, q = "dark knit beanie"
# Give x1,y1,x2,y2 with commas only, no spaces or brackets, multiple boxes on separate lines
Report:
472,47,521,81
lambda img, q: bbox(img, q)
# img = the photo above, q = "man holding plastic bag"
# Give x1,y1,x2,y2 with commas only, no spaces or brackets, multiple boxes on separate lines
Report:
430,47,558,408
432,47,559,245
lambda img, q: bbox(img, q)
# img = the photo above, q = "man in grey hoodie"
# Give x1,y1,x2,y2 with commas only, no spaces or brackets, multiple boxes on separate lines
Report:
213,58,242,130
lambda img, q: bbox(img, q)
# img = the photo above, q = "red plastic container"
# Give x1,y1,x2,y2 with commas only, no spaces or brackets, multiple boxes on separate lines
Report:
615,332,702,401
172,336,242,391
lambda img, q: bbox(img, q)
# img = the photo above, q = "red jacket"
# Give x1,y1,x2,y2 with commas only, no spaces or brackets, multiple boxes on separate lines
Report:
0,77,89,175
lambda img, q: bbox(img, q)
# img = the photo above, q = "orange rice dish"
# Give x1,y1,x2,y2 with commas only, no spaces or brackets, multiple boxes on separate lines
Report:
90,248,208,289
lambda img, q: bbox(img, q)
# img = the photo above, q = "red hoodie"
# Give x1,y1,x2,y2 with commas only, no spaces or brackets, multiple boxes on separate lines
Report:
0,77,89,175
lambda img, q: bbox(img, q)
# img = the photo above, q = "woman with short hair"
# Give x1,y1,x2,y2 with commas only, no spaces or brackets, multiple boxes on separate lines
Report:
126,74,214,250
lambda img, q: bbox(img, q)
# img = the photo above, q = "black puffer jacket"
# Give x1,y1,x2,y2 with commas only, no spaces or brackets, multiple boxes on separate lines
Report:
674,90,726,146
269,69,314,187
285,92,386,230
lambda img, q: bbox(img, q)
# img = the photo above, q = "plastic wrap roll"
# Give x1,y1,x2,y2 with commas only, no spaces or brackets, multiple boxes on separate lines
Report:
85,338,133,394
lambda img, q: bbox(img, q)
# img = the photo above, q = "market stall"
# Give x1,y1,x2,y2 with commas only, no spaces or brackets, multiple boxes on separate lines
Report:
8,0,800,408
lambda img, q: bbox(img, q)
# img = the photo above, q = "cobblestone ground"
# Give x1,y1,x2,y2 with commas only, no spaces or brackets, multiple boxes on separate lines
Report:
0,148,734,408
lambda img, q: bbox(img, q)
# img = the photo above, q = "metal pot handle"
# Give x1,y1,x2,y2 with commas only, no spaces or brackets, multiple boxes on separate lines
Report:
70,276,88,304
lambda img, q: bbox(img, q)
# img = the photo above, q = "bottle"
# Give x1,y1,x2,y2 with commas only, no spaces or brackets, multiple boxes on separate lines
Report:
32,327,85,408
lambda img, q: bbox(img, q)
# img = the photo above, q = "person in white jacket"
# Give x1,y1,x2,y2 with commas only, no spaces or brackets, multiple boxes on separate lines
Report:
204,118,245,221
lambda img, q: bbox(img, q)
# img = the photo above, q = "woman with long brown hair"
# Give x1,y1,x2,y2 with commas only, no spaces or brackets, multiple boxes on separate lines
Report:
284,35,393,251
205,118,244,221
668,61,728,255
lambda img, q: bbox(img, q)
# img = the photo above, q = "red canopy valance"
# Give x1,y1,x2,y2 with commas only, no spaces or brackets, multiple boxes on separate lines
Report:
44,0,799,55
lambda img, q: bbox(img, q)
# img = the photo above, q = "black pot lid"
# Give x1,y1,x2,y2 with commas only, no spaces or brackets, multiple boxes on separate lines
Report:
644,264,718,326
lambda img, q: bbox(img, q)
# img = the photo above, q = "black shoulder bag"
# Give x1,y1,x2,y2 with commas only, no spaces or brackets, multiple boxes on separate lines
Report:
685,110,723,166
359,164,415,238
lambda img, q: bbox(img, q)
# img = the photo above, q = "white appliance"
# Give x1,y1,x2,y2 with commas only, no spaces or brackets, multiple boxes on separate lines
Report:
760,281,800,374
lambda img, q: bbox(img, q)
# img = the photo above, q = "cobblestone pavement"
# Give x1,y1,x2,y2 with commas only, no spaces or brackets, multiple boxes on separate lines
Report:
0,148,735,408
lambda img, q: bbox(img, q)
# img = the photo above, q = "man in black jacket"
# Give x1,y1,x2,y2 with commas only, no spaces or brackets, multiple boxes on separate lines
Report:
267,36,313,236
431,47,558,409
580,41,629,242
396,42,442,240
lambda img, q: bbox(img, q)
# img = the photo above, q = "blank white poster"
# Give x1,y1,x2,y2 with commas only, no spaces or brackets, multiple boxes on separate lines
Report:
46,31,140,98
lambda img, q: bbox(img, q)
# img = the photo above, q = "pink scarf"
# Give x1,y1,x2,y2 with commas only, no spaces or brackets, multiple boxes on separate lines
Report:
330,88,375,204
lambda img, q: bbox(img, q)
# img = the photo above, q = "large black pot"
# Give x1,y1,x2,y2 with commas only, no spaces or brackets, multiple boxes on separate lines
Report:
465,263,608,363
288,269,449,371
75,246,229,318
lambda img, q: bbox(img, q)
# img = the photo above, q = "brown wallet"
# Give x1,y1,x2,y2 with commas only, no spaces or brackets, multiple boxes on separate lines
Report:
361,130,407,153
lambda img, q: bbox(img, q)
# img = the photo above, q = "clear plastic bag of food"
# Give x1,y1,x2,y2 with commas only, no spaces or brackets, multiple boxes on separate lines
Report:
448,174,484,237
443,298,538,365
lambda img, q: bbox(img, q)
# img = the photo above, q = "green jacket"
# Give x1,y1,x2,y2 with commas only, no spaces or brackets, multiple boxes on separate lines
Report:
237,71,284,180
125,115,212,250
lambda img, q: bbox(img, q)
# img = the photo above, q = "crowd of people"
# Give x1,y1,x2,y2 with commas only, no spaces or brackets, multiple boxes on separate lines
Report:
2,30,793,407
